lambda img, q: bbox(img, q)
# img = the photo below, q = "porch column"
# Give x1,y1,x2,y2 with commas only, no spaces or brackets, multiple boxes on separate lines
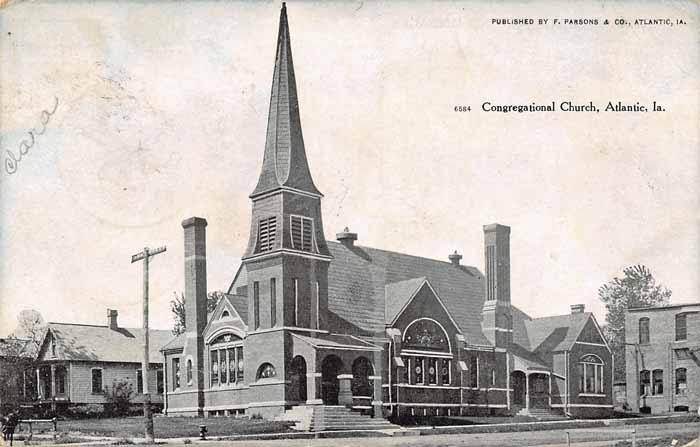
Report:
305,372,322,405
36,368,41,399
525,373,530,410
548,374,552,408
50,365,56,398
337,374,353,406
371,349,384,417
50,364,57,411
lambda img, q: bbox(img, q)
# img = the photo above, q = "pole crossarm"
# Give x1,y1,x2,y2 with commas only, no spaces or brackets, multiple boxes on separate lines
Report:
131,246,167,263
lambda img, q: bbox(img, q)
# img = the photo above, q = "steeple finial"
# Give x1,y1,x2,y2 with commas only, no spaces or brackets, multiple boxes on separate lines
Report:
251,2,322,199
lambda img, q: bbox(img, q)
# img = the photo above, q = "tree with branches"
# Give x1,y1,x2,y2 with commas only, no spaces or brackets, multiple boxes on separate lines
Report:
170,291,223,335
598,265,671,381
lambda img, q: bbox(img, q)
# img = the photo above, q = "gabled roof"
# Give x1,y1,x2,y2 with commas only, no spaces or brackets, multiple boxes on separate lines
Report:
512,305,592,353
161,333,185,352
226,294,249,325
251,3,321,198
385,277,427,324
44,323,172,363
326,241,489,345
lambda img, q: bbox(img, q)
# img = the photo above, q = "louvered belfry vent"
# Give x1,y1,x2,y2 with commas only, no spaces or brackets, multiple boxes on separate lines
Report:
257,216,277,252
290,215,313,252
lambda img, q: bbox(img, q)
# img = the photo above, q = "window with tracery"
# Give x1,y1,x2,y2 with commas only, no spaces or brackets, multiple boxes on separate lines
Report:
403,319,449,352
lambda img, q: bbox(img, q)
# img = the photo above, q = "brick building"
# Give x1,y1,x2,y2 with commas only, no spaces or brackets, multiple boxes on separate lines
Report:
160,4,613,421
625,303,700,414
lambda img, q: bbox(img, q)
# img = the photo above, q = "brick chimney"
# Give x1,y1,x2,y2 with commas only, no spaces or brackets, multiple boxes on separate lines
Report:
181,216,207,415
336,227,358,248
481,223,513,348
448,250,462,266
571,304,585,314
107,309,118,330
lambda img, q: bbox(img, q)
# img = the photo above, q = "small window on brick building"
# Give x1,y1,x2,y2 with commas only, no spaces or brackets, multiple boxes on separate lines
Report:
639,318,650,344
676,368,687,395
156,370,164,394
173,358,181,389
253,281,260,330
675,314,687,341
257,216,276,252
186,359,193,385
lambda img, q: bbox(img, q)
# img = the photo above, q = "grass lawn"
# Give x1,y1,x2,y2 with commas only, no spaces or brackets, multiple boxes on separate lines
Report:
614,434,697,447
56,416,294,439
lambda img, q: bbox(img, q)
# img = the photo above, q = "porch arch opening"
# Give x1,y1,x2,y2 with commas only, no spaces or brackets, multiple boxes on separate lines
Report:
321,355,343,405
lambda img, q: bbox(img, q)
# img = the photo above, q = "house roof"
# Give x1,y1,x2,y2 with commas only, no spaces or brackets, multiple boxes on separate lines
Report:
292,333,382,352
161,333,185,352
325,241,489,345
512,306,591,353
46,323,172,363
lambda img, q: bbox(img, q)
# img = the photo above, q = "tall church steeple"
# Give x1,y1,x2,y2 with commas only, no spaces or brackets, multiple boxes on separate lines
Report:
251,2,321,199
243,4,330,337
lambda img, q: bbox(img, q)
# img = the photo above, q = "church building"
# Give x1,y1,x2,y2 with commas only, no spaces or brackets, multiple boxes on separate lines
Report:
161,3,613,421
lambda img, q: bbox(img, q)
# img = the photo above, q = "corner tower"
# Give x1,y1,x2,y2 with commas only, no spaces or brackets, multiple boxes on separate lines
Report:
244,2,331,333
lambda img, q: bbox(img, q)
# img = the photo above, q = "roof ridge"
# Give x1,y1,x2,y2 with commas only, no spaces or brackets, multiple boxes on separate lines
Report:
328,240,480,271
49,322,171,332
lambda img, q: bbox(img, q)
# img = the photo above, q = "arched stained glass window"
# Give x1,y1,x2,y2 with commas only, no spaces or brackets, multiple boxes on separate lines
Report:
403,319,450,352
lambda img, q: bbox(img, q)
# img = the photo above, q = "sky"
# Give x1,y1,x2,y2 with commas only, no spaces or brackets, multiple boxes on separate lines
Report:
0,1,698,336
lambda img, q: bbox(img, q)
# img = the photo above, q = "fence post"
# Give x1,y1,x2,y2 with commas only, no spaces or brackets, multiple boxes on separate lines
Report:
631,428,636,447
565,431,570,447
52,417,57,440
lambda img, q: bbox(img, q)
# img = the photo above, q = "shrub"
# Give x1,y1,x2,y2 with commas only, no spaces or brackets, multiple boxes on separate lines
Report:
66,404,104,419
103,380,134,417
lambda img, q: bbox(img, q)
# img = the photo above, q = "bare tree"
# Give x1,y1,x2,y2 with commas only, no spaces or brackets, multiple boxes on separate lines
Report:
170,291,223,335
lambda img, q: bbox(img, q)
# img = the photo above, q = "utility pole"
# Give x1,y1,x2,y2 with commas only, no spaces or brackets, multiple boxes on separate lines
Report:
131,245,166,444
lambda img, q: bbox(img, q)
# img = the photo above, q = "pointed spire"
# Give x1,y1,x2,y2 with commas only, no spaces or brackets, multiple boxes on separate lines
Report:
251,3,322,198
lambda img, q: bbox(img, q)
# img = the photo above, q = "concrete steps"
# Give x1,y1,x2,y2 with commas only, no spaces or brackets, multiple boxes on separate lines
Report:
277,405,400,432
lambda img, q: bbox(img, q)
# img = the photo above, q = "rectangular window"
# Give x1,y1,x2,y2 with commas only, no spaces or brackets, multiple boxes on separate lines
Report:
156,370,164,394
469,356,479,388
211,351,219,386
640,370,650,396
270,278,277,327
441,359,451,385
293,278,299,326
236,347,244,382
173,358,181,389
676,368,687,395
253,281,260,330
220,350,228,384
290,216,314,251
675,314,687,341
91,369,102,394
428,358,437,385
652,369,663,395
639,318,650,344
137,369,143,394
413,357,424,384
257,217,276,252
227,348,236,384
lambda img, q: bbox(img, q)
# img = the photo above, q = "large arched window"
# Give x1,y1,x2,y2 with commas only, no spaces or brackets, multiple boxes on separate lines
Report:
639,318,650,344
403,319,450,352
578,354,604,394
208,332,244,387
402,319,452,387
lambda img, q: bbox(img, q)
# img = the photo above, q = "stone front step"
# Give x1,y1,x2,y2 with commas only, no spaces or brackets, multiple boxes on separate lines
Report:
277,405,399,432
